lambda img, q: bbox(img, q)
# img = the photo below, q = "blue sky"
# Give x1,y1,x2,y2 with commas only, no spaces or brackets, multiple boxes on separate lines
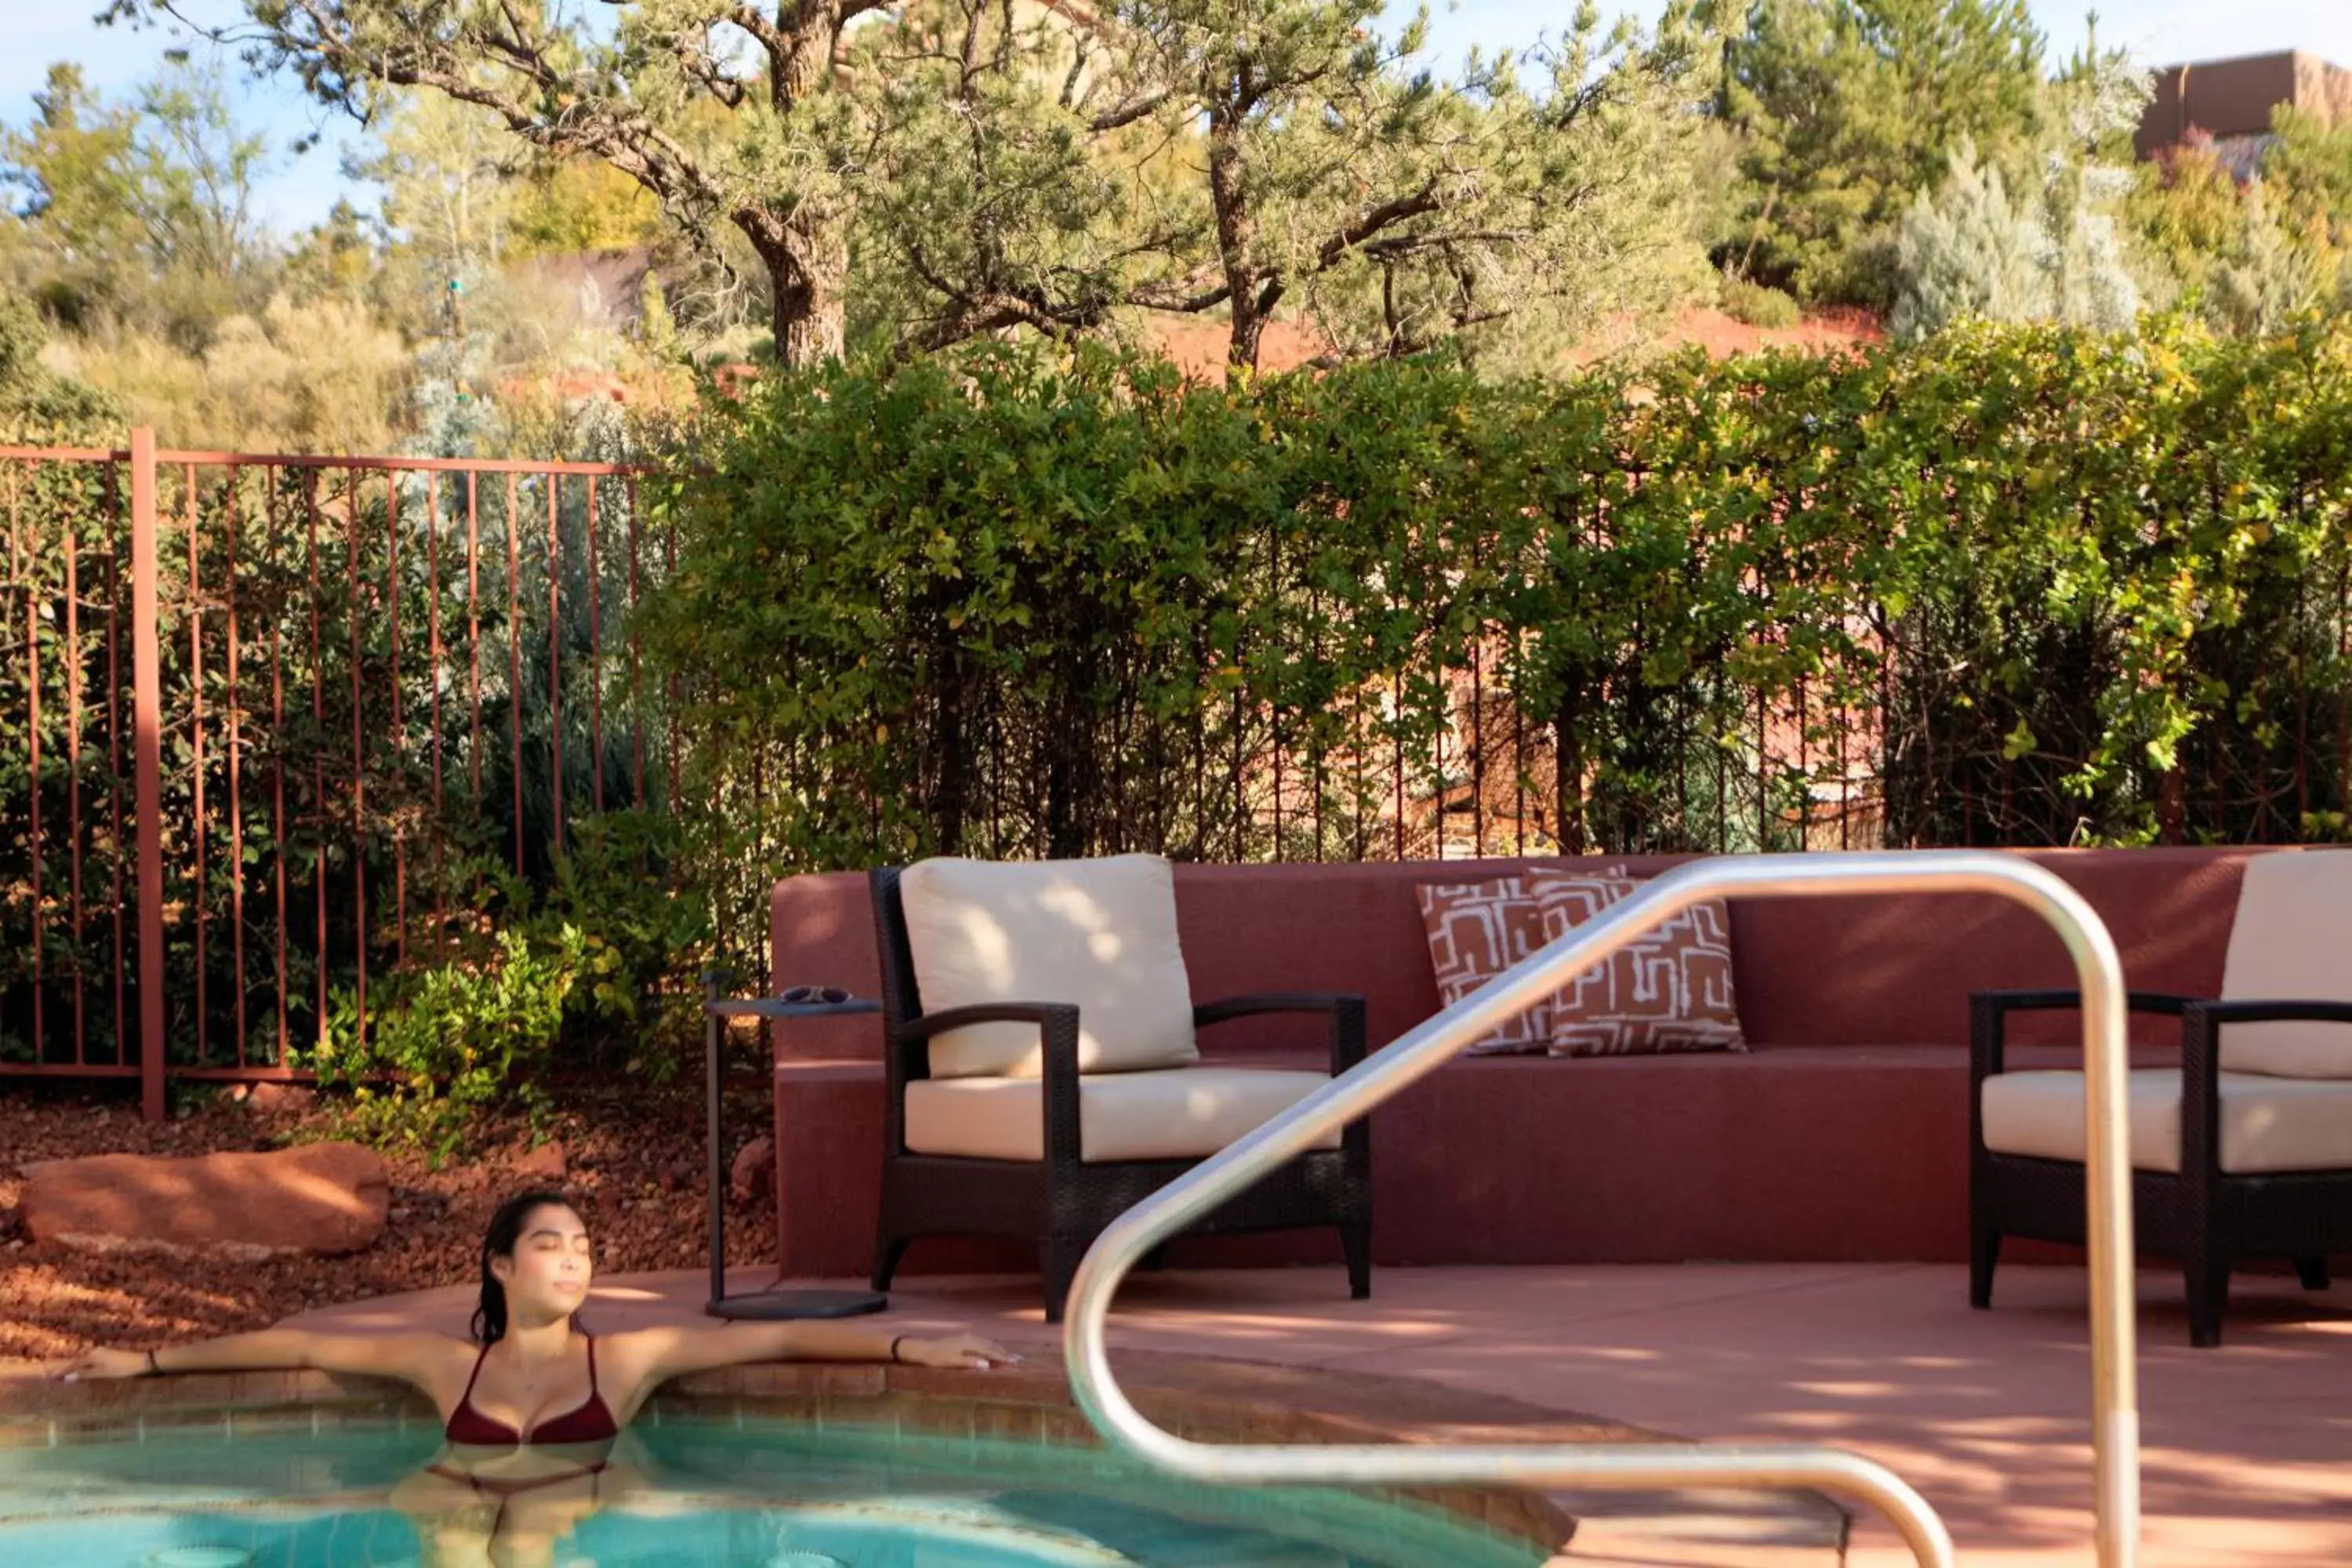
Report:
2,1,2347,235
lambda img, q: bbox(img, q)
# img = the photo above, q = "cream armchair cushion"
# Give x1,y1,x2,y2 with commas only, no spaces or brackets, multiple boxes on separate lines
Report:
898,853,1200,1080
2220,851,2352,1078
1982,1069,2352,1174
903,1066,1341,1163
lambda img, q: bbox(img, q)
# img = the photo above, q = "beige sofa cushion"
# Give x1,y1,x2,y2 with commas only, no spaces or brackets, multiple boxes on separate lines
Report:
2220,850,2352,1078
899,854,1200,1080
902,1067,1341,1163
1981,1068,2352,1174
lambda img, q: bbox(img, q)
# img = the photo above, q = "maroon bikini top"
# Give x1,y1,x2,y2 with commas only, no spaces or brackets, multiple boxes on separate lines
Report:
444,1334,620,1446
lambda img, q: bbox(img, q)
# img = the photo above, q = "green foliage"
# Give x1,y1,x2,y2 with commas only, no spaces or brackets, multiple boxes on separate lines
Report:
1719,273,1801,328
2,57,274,349
1716,0,2047,307
641,321,2352,867
307,810,713,1158
2128,108,2352,336
1891,44,2146,340
316,920,586,1163
0,293,122,441
862,0,1719,370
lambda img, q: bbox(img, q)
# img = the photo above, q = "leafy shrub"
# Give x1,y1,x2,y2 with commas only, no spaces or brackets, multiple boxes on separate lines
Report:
315,922,586,1163
645,321,2352,866
310,810,713,1156
1719,274,1801,328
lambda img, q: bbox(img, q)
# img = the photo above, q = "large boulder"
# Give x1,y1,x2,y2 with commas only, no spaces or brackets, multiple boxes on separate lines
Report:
19,1142,390,1260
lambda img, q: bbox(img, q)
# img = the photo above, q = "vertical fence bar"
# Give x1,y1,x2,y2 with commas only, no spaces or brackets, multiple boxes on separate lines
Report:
467,474,482,801
587,473,603,816
226,467,247,1067
65,488,84,1062
347,469,367,1047
307,476,328,1044
1229,686,1244,862
427,472,445,948
2295,574,2309,829
1433,669,1446,862
547,474,564,857
308,474,327,1044
387,470,405,971
2338,563,2349,815
11,470,38,1060
184,463,205,1065
132,430,165,1119
1392,673,1406,859
627,475,643,807
269,468,289,1064
666,504,681,811
1471,636,1486,858
107,471,125,1060
1512,660,1526,855
507,473,524,878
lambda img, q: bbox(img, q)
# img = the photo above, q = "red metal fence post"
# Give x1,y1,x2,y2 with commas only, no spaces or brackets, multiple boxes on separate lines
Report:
130,429,165,1120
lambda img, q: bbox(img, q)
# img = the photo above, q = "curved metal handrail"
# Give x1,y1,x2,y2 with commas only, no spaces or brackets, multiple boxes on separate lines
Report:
1063,851,2141,1568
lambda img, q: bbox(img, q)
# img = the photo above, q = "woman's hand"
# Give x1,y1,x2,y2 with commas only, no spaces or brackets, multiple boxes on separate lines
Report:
895,1332,1022,1370
52,1348,153,1382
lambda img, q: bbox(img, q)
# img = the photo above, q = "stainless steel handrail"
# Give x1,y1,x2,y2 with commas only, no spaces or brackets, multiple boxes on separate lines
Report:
1063,851,2140,1568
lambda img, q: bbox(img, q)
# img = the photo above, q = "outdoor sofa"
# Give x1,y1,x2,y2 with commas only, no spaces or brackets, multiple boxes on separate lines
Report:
764,848,2347,1325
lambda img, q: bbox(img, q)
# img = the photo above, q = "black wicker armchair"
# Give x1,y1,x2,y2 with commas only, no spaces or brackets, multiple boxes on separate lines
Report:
867,864,1374,1321
1970,988,2352,1347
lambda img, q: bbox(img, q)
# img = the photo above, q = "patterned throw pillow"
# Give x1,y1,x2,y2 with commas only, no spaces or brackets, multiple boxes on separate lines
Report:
1414,877,1555,1054
1530,871,1746,1057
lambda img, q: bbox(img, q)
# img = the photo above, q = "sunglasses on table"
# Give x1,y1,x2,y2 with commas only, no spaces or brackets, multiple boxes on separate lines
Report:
779,985,854,1005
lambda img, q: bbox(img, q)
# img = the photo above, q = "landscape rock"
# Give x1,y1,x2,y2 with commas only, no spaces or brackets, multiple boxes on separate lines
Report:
245,1083,318,1115
19,1143,390,1260
730,1136,775,1203
514,1141,567,1181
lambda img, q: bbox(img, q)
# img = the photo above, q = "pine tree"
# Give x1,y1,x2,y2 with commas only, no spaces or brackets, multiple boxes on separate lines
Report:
1890,42,2146,339
1717,0,2046,307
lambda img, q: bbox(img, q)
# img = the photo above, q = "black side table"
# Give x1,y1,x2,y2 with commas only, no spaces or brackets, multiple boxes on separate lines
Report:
702,971,888,1319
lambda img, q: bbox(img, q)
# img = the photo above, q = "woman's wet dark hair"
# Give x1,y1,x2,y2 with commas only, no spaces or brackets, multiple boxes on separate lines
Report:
471,1189,579,1345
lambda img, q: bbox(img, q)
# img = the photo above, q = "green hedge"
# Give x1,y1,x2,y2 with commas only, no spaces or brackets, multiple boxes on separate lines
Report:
643,317,2352,867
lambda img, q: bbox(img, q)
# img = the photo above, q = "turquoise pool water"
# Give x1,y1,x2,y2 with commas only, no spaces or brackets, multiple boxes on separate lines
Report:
0,1413,1545,1567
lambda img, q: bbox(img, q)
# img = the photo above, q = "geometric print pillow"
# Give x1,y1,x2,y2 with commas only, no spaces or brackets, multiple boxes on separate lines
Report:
1414,875,1557,1054
1529,871,1746,1057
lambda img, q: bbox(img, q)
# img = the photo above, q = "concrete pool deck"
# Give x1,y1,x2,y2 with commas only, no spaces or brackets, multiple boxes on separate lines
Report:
261,1259,2352,1568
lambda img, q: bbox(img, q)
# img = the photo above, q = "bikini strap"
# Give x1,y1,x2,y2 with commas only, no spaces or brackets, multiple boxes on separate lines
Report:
584,1334,598,1394
456,1341,490,1406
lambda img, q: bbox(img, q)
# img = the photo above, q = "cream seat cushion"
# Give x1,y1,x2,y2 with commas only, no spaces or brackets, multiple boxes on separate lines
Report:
903,1067,1341,1163
1981,1069,2352,1174
900,854,1199,1080
2219,850,2352,1078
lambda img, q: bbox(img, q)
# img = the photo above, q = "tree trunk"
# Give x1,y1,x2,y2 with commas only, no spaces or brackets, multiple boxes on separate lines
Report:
772,214,848,368
745,212,848,370
1204,111,1265,378
756,6,849,368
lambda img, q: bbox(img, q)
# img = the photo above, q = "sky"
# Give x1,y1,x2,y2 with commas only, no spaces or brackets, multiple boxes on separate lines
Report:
1,1,2347,236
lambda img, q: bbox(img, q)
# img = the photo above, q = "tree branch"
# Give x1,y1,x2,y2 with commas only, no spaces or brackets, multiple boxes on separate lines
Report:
1088,89,1170,133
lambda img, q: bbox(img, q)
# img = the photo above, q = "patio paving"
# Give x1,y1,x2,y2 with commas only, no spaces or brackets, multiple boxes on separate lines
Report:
288,1260,2352,1567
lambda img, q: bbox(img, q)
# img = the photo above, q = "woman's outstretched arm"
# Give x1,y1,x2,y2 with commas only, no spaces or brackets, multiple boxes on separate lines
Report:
610,1319,1015,1396
53,1330,461,1389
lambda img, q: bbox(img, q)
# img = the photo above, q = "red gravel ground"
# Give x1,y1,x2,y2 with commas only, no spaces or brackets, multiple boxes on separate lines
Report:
0,1072,780,1362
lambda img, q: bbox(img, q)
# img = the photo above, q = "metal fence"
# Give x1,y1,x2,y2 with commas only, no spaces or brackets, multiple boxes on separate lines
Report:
2,432,663,1114
11,420,2345,1112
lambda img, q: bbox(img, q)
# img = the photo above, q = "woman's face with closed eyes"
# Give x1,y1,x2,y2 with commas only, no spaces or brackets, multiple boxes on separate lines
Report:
490,1203,593,1319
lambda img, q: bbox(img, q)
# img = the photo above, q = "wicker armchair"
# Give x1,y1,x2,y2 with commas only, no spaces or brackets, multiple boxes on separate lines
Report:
1971,852,2352,1346
868,857,1373,1322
